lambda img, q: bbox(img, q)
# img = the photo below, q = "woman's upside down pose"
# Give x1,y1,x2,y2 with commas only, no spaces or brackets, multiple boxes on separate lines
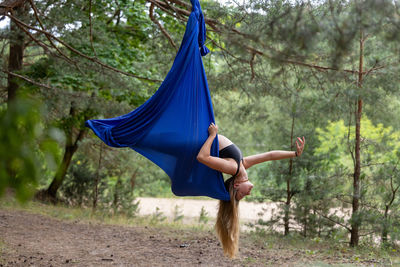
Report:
197,123,305,258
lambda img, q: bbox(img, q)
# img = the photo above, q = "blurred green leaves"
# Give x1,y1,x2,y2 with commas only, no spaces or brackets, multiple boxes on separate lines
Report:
315,117,400,170
0,98,60,202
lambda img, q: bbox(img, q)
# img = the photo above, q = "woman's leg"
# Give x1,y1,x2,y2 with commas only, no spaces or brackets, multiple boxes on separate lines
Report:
243,150,297,169
243,137,305,169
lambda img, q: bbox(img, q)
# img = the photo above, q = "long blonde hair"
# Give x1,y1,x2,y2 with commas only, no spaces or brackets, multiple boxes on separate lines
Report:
215,177,240,258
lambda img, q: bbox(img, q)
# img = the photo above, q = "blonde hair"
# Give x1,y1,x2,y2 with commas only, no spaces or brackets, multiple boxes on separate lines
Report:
215,177,240,258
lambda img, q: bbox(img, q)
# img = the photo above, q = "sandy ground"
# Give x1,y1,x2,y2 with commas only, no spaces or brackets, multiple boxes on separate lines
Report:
136,197,280,225
135,197,350,232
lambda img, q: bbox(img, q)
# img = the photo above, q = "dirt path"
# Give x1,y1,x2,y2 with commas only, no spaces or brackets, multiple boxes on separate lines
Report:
0,209,239,266
0,208,301,267
0,208,381,266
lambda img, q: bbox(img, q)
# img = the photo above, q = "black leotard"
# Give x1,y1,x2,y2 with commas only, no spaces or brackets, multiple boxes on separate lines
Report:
219,143,243,177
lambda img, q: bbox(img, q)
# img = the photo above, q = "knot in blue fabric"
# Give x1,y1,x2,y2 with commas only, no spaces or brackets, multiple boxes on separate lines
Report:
198,12,209,56
200,45,210,56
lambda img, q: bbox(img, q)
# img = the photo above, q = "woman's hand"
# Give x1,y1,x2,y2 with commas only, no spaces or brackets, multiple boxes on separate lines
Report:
296,136,305,156
208,122,218,137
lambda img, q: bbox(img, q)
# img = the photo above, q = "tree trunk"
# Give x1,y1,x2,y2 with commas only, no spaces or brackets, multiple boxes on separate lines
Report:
6,1,28,104
350,30,364,247
130,169,139,191
284,115,296,236
303,207,308,237
381,183,399,244
283,195,290,235
43,104,87,200
382,205,389,244
93,142,103,209
315,209,322,238
113,176,122,213
46,128,86,199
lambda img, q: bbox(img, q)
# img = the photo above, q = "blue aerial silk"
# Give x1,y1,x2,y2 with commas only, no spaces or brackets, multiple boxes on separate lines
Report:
85,0,230,201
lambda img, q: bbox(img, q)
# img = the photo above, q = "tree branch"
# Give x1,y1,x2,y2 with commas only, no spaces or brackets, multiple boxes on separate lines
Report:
149,0,188,24
0,0,25,15
165,0,190,9
146,0,384,79
4,70,88,97
250,52,256,81
106,7,121,25
206,34,247,63
6,13,162,83
149,3,177,51
28,0,75,65
88,0,98,58
314,209,351,232
162,0,186,21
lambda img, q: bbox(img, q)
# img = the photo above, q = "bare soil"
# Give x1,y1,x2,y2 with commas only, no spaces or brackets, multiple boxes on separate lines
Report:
0,208,386,266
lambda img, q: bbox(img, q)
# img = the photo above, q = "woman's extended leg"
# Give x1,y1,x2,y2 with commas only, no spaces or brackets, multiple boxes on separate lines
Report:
243,137,305,169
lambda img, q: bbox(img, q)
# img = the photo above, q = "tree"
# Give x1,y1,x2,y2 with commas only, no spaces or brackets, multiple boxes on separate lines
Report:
0,0,28,103
1,0,170,200
316,117,400,246
212,0,400,246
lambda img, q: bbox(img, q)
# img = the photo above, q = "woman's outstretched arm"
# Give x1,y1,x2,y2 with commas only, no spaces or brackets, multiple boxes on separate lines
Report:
197,123,237,175
243,137,305,169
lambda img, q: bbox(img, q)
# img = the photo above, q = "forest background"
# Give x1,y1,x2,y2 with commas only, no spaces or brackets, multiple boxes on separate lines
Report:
1,0,400,251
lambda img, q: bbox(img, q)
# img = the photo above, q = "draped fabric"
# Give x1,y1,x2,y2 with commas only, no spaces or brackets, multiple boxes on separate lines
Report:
85,0,230,201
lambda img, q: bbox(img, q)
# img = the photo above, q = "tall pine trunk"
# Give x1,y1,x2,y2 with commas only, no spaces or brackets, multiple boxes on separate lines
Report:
5,1,28,180
284,115,296,235
113,177,122,213
93,143,103,209
6,1,27,104
382,181,399,244
350,30,364,247
381,206,389,244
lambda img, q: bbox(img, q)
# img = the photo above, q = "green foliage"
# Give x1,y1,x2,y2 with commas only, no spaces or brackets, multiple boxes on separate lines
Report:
59,157,97,206
1,0,175,205
316,117,400,169
198,206,209,224
173,205,184,222
151,207,167,224
131,156,172,197
315,117,400,244
98,175,139,218
0,98,59,202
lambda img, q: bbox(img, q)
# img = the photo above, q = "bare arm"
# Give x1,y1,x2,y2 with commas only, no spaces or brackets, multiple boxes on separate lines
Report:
196,123,237,175
243,137,305,169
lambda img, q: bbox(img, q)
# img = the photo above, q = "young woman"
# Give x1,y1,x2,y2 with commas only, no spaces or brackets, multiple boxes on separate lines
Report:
197,122,305,258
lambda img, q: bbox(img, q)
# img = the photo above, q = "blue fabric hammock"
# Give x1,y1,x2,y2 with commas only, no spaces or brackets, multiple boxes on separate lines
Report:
85,0,230,201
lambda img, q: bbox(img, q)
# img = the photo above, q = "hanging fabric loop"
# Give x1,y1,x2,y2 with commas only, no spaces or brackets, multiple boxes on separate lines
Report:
85,0,230,201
